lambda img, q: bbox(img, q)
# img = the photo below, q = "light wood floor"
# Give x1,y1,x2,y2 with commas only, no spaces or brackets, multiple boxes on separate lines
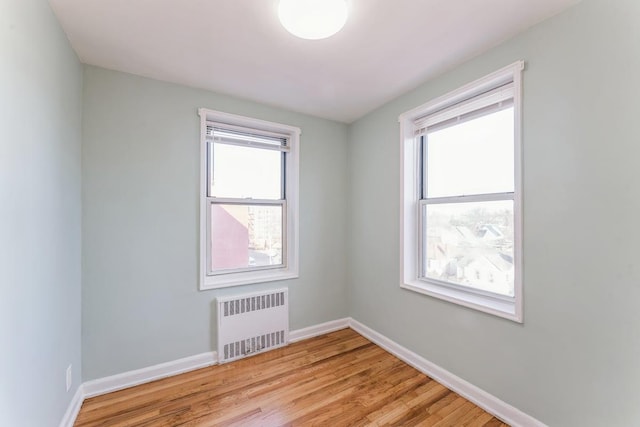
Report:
75,329,508,426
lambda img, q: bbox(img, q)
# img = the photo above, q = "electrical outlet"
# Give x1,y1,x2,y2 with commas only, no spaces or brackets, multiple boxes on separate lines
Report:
66,365,72,392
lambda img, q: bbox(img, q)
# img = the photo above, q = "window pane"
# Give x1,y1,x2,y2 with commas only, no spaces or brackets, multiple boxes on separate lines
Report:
423,200,514,297
427,107,514,198
211,143,282,199
210,204,283,272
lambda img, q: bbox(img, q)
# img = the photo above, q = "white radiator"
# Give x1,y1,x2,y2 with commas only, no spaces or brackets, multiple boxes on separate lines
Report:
216,288,289,364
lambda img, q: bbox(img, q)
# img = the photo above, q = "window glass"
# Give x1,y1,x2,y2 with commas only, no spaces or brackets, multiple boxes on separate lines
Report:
423,200,514,297
210,204,283,271
427,108,514,198
211,143,282,200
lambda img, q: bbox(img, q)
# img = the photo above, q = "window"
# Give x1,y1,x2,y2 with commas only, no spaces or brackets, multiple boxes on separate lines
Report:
199,109,300,290
399,62,524,322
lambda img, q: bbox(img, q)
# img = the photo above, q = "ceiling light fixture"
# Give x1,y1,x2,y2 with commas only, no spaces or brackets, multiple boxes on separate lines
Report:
278,0,348,40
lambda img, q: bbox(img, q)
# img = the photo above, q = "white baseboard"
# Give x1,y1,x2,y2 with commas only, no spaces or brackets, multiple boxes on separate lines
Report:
59,317,544,427
348,318,546,427
83,351,217,398
76,318,350,404
58,385,84,427
289,318,350,342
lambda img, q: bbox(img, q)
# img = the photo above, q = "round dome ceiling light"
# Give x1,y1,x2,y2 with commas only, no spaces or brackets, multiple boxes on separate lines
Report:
278,0,348,40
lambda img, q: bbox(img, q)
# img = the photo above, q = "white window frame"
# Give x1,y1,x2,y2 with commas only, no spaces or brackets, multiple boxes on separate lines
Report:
398,61,524,322
198,108,300,290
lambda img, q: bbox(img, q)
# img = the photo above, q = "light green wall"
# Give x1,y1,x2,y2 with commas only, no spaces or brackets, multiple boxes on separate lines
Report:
0,1,83,426
81,66,349,380
5,0,637,424
347,0,640,425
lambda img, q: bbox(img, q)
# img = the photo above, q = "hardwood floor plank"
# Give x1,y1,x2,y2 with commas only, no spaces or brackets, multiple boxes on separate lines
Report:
463,411,494,427
74,329,507,427
478,419,510,427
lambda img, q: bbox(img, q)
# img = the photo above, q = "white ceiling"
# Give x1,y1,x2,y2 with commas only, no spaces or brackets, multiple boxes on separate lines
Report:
49,0,580,123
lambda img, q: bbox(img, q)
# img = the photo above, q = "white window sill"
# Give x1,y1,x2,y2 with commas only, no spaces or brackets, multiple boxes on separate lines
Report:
401,279,522,323
201,268,298,290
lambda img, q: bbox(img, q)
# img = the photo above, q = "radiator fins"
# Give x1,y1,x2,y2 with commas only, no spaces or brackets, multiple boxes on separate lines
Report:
217,288,289,364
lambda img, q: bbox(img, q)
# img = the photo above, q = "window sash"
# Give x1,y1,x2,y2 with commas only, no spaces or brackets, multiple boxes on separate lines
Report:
417,197,515,301
417,89,517,300
206,121,288,200
206,198,287,276
419,104,516,200
206,141,286,199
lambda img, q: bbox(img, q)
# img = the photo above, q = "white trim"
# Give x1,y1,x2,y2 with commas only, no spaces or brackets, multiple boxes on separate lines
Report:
58,385,84,427
399,61,525,123
198,108,300,290
201,270,298,289
399,61,524,322
82,351,217,398
199,108,301,136
348,318,546,427
415,82,514,132
400,282,521,322
512,61,525,323
289,318,350,342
